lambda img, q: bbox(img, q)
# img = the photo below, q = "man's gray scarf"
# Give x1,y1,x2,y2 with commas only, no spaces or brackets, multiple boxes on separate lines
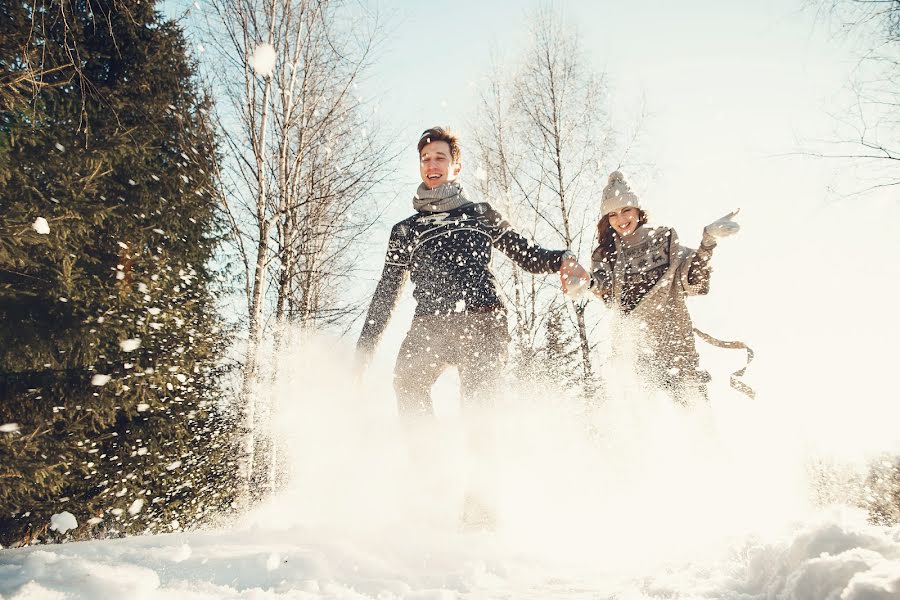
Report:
413,182,472,213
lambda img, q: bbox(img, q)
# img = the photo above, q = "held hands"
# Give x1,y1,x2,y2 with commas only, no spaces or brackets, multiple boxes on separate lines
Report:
559,253,591,298
702,208,741,247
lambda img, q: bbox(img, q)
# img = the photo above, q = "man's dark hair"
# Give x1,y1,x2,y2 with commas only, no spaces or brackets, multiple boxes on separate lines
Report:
417,126,461,162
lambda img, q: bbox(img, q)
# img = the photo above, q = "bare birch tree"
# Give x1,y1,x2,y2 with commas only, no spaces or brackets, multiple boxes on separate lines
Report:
471,9,618,393
201,0,392,501
513,7,610,389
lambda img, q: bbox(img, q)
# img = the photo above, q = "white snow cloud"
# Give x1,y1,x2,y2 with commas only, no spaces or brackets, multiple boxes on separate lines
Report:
1,332,899,599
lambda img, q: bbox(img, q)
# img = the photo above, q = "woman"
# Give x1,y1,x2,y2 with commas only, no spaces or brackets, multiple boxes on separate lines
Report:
574,171,740,404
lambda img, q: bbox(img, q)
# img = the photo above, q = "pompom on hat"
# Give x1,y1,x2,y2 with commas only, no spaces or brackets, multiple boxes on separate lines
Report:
600,170,640,216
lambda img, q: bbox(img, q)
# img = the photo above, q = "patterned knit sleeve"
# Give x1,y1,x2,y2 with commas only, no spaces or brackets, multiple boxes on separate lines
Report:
356,222,411,356
481,203,566,274
671,229,712,296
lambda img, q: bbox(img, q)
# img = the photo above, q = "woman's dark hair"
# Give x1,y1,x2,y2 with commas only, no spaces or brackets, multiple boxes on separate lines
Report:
596,208,649,260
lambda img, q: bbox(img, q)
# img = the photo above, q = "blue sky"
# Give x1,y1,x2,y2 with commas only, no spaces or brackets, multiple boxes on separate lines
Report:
162,0,872,233
364,0,865,227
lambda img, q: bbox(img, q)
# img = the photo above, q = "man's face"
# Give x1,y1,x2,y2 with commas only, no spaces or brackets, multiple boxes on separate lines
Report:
419,140,461,189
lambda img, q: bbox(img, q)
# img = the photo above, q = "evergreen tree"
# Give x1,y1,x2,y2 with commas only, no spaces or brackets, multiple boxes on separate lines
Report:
0,0,238,546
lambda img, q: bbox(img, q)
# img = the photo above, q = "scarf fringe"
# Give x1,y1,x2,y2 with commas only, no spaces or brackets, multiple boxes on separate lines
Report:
693,327,755,399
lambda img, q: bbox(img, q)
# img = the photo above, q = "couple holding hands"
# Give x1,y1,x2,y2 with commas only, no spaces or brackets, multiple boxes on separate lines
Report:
356,126,741,415
355,125,742,528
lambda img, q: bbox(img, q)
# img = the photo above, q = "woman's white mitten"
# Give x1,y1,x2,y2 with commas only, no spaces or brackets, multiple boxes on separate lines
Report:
702,209,740,247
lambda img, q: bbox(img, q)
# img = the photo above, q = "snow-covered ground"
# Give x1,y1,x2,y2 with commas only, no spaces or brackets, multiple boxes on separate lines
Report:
2,200,899,599
3,329,900,599
1,508,898,599
3,158,900,600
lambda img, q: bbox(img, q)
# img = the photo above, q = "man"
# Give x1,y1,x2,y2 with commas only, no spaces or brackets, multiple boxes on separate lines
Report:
356,126,586,528
357,126,585,412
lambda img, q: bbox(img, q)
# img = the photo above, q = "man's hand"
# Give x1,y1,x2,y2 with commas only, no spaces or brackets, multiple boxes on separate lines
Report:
702,209,741,247
559,253,590,297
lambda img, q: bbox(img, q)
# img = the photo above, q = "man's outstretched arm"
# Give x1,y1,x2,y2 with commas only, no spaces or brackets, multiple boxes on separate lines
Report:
355,223,411,369
484,204,588,287
356,263,407,361
483,204,566,273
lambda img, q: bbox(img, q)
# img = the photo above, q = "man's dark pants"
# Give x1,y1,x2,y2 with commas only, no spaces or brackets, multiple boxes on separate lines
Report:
393,309,510,527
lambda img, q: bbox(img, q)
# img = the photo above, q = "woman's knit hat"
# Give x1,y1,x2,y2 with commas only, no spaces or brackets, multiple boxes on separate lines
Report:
601,171,640,216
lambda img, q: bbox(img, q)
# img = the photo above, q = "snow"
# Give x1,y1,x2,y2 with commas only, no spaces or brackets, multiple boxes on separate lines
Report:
251,43,276,77
25,331,890,598
48,512,77,534
0,509,897,598
32,217,50,235
3,282,900,598
119,338,142,352
90,374,111,386
127,499,145,516
5,114,900,600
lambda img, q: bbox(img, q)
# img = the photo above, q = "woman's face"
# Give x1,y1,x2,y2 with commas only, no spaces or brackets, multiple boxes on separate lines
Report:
608,206,640,236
